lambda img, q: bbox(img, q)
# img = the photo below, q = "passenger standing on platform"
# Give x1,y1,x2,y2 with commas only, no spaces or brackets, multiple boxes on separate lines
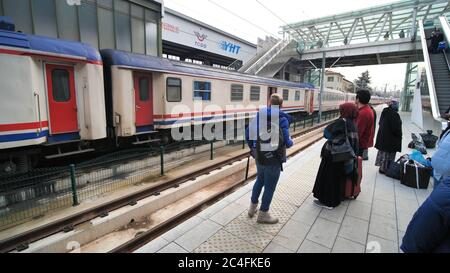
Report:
375,100,402,173
401,176,450,253
440,106,450,140
246,94,293,224
312,103,359,210
355,89,375,161
432,126,450,188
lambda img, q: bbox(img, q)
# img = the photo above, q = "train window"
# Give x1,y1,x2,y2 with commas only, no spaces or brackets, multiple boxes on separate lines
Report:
51,69,71,102
283,89,289,101
167,78,182,102
139,77,150,101
231,84,244,102
250,86,261,101
193,81,211,101
295,91,301,101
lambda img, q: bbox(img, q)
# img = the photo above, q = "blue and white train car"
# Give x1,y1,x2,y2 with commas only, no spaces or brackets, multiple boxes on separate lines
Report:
100,49,315,143
0,30,107,172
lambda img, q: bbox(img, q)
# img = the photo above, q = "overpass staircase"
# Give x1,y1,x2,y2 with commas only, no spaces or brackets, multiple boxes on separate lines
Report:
239,39,299,78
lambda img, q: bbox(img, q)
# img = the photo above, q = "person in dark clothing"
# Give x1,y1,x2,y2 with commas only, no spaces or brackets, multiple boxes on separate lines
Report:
375,100,403,173
313,103,359,210
401,177,450,253
427,31,437,53
441,106,450,140
435,29,445,50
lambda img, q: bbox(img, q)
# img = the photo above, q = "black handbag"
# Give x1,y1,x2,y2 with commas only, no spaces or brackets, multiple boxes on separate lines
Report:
330,120,356,163
401,160,433,189
385,155,409,180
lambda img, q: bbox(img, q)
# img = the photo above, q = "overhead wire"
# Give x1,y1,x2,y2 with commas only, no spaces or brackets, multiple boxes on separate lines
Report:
207,0,280,38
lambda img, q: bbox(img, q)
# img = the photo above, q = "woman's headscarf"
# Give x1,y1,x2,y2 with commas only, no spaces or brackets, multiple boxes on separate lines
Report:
389,100,400,112
339,102,359,119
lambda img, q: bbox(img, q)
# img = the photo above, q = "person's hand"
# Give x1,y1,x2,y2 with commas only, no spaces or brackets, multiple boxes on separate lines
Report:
250,148,257,159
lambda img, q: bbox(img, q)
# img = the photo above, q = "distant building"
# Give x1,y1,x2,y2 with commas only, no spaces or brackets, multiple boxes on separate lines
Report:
325,71,343,91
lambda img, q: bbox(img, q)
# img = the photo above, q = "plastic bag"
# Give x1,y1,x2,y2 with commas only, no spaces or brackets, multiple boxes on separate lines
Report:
409,150,433,168
410,133,428,155
420,130,439,149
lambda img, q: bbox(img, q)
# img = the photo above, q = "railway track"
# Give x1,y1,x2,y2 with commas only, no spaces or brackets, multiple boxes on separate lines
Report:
0,118,335,253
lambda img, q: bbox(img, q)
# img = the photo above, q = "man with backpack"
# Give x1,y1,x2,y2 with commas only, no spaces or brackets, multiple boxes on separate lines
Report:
245,94,294,224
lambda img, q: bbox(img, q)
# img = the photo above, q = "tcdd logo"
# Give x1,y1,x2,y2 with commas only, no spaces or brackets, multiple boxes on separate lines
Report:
194,31,208,49
220,41,241,55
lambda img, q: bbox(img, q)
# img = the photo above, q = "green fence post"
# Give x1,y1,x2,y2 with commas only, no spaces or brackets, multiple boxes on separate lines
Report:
245,156,250,180
69,164,79,206
160,145,165,176
210,141,214,160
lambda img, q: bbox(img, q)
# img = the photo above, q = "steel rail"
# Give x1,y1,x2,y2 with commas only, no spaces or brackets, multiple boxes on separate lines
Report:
0,119,334,253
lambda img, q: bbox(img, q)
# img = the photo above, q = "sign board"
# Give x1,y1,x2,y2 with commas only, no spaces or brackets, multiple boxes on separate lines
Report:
162,11,256,64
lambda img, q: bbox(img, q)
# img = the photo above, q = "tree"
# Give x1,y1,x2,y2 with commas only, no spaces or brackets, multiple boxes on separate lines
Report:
354,70,373,93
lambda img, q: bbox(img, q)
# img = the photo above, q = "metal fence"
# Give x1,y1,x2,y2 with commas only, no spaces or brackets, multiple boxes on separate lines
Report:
0,111,339,230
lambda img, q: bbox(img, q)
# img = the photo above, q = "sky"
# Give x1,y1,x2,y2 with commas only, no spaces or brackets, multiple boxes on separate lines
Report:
164,0,412,91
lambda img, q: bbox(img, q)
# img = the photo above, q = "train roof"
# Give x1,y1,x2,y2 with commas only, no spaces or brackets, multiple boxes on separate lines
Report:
100,49,315,90
0,30,101,62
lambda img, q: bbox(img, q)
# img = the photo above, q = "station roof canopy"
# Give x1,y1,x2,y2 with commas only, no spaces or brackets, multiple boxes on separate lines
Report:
281,0,450,49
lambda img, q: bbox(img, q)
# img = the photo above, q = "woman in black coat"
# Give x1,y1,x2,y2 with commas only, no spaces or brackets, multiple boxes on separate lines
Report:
313,103,359,210
375,100,403,173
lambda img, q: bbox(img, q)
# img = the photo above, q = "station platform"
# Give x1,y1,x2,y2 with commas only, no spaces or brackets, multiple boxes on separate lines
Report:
135,108,443,254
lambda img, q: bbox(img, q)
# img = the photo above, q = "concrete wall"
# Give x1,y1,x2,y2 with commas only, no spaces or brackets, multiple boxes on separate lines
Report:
0,0,163,56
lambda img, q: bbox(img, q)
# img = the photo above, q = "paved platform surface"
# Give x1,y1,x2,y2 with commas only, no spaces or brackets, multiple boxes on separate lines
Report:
135,109,442,254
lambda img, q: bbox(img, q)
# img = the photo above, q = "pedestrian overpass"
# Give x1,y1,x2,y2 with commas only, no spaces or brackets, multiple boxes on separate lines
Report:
239,0,450,121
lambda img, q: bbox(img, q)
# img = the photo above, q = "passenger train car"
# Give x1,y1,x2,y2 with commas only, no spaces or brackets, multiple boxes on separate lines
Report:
0,28,384,173
0,30,106,173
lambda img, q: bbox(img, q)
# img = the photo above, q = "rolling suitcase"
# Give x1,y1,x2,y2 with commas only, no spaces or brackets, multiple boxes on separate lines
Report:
345,156,363,199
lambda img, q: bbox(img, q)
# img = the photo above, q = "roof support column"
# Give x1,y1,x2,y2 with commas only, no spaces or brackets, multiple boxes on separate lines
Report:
411,7,418,41
319,51,326,123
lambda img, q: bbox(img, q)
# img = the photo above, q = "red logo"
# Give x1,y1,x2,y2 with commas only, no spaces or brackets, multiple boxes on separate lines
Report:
194,31,208,42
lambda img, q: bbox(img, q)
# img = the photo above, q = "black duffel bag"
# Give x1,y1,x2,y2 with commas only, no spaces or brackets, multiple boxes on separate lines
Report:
400,160,433,189
420,130,439,149
385,155,409,180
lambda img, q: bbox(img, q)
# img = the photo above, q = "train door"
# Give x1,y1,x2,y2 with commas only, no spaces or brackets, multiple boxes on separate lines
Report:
45,64,78,134
267,87,277,105
134,73,154,127
310,91,315,114
304,90,314,114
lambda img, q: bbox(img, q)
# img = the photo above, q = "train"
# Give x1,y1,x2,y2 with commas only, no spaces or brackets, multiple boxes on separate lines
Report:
0,28,385,174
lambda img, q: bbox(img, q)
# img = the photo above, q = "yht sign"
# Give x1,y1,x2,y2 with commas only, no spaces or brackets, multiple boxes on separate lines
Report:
220,41,241,55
